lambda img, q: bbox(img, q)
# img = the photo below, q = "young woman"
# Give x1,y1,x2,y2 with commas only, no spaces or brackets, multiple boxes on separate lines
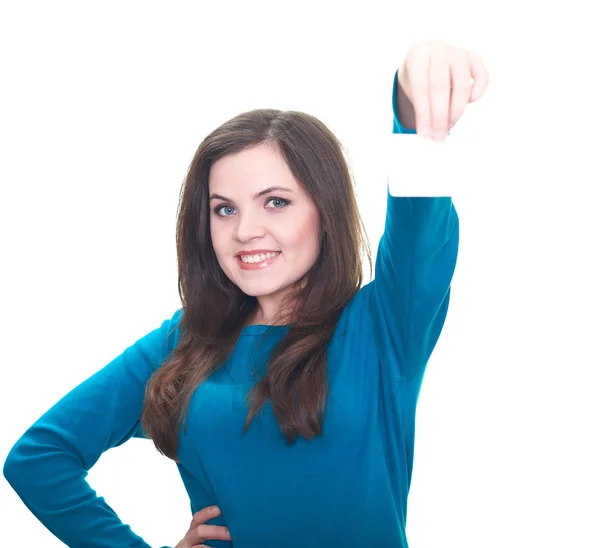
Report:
4,41,489,547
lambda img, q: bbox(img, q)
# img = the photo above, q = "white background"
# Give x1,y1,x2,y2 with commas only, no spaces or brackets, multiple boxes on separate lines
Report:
1,1,599,547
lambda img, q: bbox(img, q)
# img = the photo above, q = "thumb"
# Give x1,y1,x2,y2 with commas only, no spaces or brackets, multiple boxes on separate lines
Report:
468,51,490,103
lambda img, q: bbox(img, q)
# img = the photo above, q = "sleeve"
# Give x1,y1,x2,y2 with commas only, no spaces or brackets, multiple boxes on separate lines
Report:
369,70,459,380
2,308,183,547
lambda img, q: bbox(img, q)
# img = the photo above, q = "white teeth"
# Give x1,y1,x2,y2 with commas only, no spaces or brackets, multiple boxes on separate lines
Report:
240,251,279,264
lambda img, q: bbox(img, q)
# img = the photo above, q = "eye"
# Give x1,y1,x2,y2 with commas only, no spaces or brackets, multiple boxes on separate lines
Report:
266,197,289,209
213,197,289,218
214,205,236,217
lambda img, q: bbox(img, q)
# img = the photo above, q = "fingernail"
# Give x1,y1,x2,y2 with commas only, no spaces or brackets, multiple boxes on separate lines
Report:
434,130,447,141
419,126,431,139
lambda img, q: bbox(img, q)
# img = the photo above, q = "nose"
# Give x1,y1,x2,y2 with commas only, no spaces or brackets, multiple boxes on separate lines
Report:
234,211,266,242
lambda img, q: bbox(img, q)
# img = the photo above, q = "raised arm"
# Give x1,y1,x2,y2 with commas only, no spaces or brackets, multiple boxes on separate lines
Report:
370,176,459,380
370,44,488,380
3,308,183,547
371,73,458,379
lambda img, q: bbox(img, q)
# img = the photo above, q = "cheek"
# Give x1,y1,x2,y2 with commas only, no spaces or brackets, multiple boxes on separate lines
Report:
210,226,226,258
293,212,321,249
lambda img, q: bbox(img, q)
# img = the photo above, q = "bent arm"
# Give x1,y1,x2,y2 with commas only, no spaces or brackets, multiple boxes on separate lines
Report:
3,309,183,547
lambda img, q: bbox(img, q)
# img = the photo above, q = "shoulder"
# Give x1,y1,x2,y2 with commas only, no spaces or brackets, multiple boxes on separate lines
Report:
332,282,377,338
137,307,184,371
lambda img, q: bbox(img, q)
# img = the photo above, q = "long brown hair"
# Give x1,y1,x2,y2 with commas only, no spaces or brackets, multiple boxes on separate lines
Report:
141,109,372,461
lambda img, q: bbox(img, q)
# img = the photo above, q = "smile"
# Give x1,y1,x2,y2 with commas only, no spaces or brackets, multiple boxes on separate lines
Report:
236,251,281,270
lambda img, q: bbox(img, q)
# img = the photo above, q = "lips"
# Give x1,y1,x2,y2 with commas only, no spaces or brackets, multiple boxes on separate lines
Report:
236,249,280,257
236,251,281,270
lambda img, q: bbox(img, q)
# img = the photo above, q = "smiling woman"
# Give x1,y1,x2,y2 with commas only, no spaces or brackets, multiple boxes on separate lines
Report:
208,142,325,324
3,41,489,548
146,108,372,457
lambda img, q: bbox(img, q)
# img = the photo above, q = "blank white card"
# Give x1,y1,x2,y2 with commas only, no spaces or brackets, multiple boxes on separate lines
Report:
386,133,482,197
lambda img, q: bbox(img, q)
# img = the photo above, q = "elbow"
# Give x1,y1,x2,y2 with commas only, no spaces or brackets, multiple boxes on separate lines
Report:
3,443,24,490
3,437,30,489
3,431,52,491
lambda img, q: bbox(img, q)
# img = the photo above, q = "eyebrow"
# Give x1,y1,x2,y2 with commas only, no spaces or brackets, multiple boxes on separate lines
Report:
209,186,294,202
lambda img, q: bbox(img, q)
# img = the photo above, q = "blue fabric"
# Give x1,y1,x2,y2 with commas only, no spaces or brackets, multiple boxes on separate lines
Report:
3,70,459,547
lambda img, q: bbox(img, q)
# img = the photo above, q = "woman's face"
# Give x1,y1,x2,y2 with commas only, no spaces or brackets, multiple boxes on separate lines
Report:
208,143,321,322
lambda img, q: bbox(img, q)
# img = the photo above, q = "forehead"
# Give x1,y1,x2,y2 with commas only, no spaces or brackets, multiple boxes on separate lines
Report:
208,143,300,194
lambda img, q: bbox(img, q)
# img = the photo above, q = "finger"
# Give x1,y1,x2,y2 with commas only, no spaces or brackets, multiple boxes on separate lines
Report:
467,51,490,102
189,524,232,544
404,43,432,137
429,43,452,139
448,48,472,129
189,506,221,530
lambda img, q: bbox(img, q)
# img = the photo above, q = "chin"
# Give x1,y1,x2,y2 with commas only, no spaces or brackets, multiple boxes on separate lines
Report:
237,283,285,298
